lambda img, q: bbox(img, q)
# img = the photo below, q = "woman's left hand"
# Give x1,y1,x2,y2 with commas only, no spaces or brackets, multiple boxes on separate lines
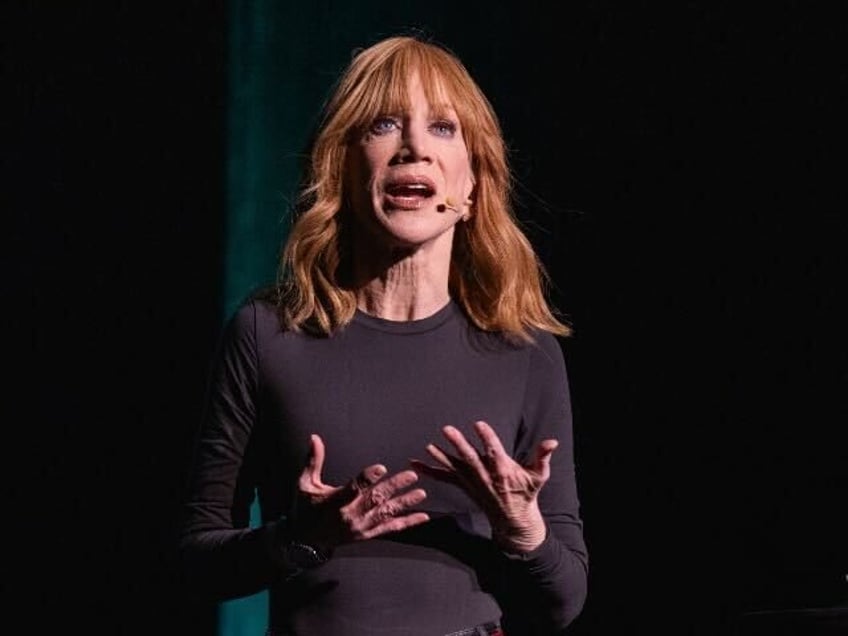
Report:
410,420,558,554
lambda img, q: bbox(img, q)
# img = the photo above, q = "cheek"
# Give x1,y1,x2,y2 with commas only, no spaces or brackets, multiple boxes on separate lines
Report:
451,157,474,193
344,164,372,220
360,143,393,185
446,144,473,187
346,151,380,208
349,144,381,184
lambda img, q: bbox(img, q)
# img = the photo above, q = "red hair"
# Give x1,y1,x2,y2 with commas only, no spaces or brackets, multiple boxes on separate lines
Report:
276,35,570,341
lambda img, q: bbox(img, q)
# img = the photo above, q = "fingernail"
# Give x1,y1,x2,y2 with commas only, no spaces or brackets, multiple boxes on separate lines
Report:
374,465,387,477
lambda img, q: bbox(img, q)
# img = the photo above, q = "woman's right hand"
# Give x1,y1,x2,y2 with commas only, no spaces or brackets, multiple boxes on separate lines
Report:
289,434,430,553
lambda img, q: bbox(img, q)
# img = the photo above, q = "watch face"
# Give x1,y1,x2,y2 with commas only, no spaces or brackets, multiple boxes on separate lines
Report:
287,542,327,569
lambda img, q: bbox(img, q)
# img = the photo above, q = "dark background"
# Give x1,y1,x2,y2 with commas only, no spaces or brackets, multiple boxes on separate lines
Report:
10,2,846,634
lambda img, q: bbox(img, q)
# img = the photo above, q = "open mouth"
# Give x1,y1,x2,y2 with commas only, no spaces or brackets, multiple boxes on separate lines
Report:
384,176,436,209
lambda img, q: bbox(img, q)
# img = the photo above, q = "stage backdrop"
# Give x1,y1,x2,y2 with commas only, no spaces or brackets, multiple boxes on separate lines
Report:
221,2,848,635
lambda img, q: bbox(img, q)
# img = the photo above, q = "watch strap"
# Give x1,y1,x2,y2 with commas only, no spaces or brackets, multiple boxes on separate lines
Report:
285,540,330,569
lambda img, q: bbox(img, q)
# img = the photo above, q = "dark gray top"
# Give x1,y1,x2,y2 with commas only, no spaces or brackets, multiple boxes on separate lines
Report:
180,298,588,635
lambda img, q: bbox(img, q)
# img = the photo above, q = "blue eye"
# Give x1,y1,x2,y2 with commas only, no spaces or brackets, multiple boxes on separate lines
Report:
370,116,399,135
431,120,457,137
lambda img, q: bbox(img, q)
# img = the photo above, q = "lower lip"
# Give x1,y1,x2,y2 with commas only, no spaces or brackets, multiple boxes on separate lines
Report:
384,194,431,210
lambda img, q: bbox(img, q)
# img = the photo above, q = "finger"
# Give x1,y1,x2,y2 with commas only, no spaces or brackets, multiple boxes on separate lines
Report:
528,439,559,480
341,470,422,533
363,487,427,526
409,458,461,485
442,425,488,476
351,463,388,494
425,443,457,469
359,511,431,540
309,433,325,471
361,469,420,510
299,434,326,490
473,420,510,465
375,469,420,494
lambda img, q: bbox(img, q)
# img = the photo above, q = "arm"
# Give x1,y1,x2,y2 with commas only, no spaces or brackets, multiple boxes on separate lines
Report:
413,333,588,632
501,332,588,633
178,301,282,600
179,302,431,601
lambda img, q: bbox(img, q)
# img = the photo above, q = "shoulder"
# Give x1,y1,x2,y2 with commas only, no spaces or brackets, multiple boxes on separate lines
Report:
525,329,569,378
224,296,285,342
530,329,566,360
459,315,566,364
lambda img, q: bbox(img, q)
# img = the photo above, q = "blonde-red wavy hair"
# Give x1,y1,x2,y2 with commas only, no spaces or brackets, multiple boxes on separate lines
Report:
276,35,570,341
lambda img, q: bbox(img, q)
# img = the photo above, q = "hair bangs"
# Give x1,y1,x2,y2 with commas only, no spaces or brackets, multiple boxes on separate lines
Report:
337,39,489,149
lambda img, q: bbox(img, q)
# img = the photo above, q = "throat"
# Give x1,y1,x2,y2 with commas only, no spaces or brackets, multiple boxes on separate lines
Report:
355,262,450,321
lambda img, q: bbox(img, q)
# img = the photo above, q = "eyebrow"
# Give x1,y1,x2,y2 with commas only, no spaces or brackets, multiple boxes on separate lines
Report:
419,106,457,124
370,104,457,119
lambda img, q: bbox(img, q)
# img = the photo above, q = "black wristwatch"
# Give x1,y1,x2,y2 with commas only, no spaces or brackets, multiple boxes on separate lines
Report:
284,540,330,570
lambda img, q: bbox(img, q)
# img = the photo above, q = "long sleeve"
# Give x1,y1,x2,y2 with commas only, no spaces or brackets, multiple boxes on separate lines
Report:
178,302,284,600
499,332,589,633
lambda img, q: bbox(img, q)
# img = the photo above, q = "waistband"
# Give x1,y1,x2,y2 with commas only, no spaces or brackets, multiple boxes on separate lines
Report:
266,621,504,636
445,622,504,636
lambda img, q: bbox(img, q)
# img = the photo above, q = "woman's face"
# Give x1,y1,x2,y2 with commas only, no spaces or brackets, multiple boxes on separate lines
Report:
346,72,475,253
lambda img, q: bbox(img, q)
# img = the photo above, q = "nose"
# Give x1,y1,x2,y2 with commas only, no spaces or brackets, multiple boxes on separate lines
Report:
394,120,432,164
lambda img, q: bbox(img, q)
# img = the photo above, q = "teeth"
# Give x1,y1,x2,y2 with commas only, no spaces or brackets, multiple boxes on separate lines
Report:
388,183,433,195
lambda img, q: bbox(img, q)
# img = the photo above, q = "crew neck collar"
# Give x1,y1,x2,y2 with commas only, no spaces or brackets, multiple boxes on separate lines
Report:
353,299,459,334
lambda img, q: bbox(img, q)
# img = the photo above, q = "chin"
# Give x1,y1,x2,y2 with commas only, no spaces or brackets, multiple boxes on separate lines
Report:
378,218,457,251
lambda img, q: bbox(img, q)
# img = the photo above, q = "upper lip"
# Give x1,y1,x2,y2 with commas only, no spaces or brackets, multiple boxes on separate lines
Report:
384,174,437,195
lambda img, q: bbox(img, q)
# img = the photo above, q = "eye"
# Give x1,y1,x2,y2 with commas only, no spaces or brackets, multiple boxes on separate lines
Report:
369,116,400,136
430,119,458,138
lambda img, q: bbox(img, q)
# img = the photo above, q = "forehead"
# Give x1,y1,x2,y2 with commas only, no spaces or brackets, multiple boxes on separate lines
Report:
371,67,459,116
408,78,459,121
338,50,483,145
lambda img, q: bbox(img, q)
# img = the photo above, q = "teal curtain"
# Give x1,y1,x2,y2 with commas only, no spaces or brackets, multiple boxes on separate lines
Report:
221,2,290,633
222,3,368,633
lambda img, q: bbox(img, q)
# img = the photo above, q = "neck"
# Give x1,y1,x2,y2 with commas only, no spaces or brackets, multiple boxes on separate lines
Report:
352,240,452,322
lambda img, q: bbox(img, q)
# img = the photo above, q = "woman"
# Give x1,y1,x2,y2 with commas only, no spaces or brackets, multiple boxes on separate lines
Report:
180,34,588,635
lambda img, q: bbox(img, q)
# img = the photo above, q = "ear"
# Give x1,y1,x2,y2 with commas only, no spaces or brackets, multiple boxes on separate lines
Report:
464,167,477,206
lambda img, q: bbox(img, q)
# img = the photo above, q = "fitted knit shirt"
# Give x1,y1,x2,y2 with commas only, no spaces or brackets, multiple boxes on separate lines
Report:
180,298,588,635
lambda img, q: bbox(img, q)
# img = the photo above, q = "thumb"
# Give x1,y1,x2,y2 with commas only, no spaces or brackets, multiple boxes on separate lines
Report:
528,439,559,481
299,433,326,490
